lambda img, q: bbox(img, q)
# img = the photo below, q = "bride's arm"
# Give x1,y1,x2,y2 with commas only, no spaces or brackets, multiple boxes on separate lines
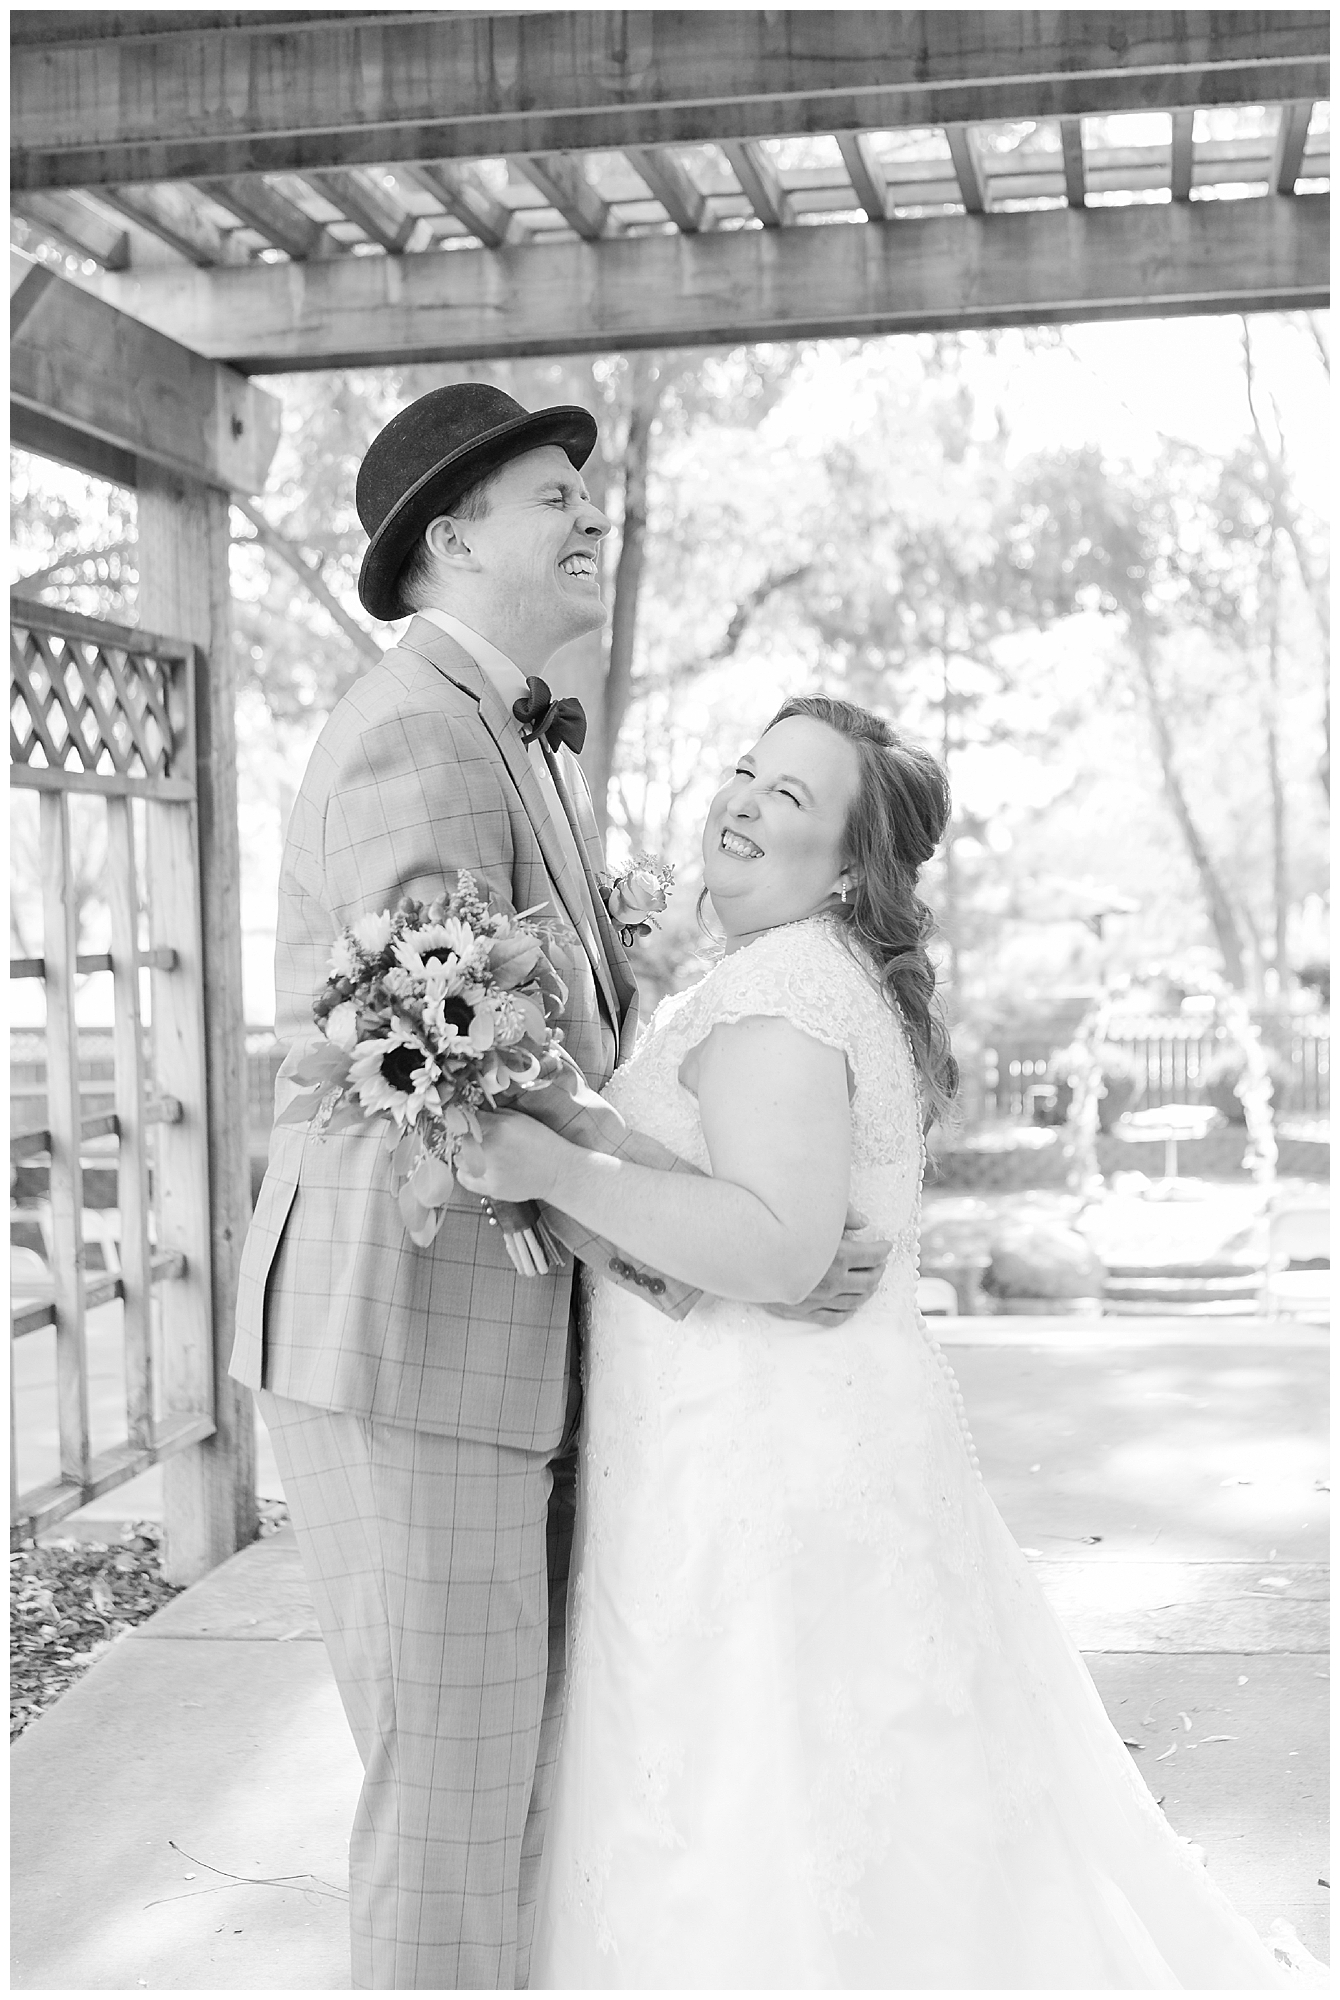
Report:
457,1016,852,1305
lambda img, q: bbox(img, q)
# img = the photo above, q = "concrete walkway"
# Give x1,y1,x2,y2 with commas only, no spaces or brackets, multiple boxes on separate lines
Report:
11,1317,1329,1989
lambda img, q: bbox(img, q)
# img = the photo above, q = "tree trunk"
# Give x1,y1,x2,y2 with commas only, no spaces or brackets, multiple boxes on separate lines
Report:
1240,316,1328,797
939,647,959,1000
1262,540,1290,997
1129,625,1249,989
594,354,661,836
528,357,615,829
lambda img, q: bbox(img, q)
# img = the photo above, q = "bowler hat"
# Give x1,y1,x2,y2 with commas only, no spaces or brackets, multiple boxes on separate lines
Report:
356,383,598,620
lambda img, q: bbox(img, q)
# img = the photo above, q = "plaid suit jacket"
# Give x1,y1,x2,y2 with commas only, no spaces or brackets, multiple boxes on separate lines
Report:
231,619,692,1450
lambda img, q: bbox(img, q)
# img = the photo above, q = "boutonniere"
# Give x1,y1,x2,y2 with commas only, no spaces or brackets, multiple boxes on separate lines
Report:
599,853,675,947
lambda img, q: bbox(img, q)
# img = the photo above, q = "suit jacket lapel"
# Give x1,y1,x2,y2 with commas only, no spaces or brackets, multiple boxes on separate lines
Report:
401,619,622,1031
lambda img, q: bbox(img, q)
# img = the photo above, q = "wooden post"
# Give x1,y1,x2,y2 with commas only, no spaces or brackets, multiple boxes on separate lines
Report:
40,790,90,1490
105,796,155,1450
137,464,257,1582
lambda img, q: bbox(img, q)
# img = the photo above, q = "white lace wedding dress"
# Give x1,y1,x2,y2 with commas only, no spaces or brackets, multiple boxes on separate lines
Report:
530,918,1320,1989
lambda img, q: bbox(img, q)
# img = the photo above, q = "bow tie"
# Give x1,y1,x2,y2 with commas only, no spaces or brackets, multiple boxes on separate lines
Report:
512,676,587,756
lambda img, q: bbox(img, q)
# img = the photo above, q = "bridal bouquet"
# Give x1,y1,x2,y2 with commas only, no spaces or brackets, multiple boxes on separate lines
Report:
276,874,578,1273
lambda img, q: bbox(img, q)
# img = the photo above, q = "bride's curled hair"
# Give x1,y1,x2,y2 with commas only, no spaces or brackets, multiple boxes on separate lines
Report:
768,694,957,1126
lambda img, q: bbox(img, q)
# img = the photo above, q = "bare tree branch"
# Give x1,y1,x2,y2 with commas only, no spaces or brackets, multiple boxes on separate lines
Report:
1306,311,1330,378
14,544,135,593
710,562,813,663
232,498,381,665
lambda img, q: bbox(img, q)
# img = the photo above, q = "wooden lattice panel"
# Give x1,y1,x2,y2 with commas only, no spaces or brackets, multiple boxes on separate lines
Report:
10,600,190,789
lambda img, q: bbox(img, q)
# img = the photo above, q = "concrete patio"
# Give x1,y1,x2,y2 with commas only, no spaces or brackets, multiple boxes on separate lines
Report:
11,1316,1329,1989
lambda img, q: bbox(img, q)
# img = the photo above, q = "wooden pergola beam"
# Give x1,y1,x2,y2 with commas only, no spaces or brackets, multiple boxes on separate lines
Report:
13,10,1329,189
511,155,615,242
302,167,416,252
1170,111,1196,201
12,191,131,271
10,252,281,493
624,148,709,234
1059,119,1087,209
399,161,514,249
945,126,988,213
195,175,337,261
836,133,891,223
1269,101,1315,195
98,182,249,267
97,195,1330,374
722,140,794,228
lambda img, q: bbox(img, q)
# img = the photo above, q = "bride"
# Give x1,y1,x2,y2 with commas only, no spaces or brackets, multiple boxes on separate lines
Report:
458,694,1320,1989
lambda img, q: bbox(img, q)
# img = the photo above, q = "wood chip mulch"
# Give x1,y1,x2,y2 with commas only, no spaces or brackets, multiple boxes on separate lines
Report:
10,1503,290,1740
10,1521,183,1740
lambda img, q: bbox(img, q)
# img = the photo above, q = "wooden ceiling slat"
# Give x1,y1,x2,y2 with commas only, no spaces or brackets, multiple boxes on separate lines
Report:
302,168,415,252
1170,112,1196,201
97,182,249,266
511,155,614,241
17,132,1327,280
1059,120,1087,209
95,193,1329,372
836,133,891,223
15,11,1327,189
1270,102,1315,195
194,176,336,260
945,127,988,214
722,140,794,227
13,191,130,270
399,162,514,249
624,148,709,233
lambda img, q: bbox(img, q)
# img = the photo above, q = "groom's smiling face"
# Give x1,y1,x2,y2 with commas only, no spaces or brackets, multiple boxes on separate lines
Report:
422,443,610,667
703,715,860,941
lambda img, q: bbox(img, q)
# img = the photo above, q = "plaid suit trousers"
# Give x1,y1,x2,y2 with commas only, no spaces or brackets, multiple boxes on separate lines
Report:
257,1379,578,1990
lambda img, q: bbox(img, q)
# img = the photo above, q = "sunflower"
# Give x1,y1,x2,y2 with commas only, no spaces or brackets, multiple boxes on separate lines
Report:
426,988,496,1054
348,1028,437,1124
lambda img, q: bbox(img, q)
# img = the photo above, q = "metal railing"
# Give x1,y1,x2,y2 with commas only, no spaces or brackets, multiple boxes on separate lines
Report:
982,1015,1330,1123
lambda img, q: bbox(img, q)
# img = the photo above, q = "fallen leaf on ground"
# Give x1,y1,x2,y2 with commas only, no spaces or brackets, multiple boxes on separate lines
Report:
1198,1735,1237,1744
1156,1744,1178,1761
9,1527,184,1738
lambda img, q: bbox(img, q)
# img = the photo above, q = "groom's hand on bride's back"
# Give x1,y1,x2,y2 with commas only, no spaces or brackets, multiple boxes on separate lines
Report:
763,1205,892,1326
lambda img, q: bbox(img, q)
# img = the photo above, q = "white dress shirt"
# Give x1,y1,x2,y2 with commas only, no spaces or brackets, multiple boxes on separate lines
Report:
417,607,616,1065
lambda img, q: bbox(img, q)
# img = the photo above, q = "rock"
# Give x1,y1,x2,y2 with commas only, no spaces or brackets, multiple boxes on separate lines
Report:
982,1221,1106,1300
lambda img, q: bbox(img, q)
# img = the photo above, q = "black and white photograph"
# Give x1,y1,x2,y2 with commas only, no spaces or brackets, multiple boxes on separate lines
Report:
9,6,1331,1990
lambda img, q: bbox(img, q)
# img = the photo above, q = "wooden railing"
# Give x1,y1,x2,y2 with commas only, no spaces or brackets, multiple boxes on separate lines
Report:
10,597,217,1543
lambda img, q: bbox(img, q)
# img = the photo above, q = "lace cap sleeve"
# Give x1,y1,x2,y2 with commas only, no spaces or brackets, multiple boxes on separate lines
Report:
678,919,876,1083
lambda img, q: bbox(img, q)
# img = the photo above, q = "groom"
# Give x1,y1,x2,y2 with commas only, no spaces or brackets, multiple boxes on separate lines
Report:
232,383,891,1990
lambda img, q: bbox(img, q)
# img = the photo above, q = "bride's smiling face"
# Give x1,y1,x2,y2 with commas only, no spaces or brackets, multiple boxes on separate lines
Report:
702,715,861,945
